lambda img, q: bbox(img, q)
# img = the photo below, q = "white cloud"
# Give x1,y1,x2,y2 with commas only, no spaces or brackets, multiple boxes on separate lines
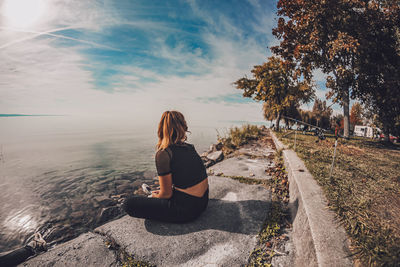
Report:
0,0,270,126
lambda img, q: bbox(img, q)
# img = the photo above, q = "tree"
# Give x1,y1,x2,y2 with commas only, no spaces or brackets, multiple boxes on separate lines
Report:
312,98,332,129
264,100,301,128
300,109,314,126
272,0,400,140
235,56,314,130
353,1,400,140
262,101,278,122
331,114,344,133
282,102,301,128
350,102,363,131
272,0,364,138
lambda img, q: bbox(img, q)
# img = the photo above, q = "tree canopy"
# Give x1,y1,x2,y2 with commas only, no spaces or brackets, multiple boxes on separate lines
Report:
350,102,363,131
271,0,364,138
234,56,314,130
353,1,400,138
272,0,400,138
312,98,332,129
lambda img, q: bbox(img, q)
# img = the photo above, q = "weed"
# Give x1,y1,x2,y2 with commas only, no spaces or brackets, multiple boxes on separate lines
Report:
247,152,291,266
218,125,262,154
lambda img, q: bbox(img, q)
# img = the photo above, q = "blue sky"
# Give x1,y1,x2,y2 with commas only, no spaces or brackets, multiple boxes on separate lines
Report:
0,0,336,125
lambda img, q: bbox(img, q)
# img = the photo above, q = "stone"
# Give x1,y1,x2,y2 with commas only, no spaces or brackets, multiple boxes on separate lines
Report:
22,232,119,267
95,176,271,266
96,206,123,225
206,151,224,162
215,142,223,151
210,156,273,180
94,196,116,207
116,184,131,193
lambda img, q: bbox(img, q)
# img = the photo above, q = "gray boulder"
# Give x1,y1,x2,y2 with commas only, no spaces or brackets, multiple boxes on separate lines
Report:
206,151,224,162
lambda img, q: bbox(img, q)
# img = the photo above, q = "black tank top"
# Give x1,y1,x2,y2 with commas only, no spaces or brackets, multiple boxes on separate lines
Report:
155,142,208,189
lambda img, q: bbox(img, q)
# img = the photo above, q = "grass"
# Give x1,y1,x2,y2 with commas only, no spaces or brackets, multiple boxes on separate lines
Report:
217,124,263,154
99,232,154,267
276,131,400,266
247,150,291,267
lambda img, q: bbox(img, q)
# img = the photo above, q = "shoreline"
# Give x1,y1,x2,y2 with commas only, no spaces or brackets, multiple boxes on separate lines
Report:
20,125,279,266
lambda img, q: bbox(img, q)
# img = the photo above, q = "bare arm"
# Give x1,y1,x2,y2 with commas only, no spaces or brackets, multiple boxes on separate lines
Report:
152,173,173,199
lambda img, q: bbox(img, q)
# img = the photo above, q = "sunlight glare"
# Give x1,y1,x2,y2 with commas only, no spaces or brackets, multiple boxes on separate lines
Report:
4,208,38,233
2,0,46,28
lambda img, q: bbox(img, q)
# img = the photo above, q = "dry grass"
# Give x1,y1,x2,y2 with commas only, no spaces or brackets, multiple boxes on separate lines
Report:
217,124,262,154
277,131,400,266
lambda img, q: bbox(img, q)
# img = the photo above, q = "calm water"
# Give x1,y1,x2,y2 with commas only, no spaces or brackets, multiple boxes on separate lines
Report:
0,116,231,252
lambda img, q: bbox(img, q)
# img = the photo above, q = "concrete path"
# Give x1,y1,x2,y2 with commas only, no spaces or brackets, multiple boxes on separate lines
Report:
22,148,273,266
209,156,273,179
95,177,270,266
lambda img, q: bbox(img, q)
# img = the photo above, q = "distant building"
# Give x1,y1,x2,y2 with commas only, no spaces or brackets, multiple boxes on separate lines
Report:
354,125,381,138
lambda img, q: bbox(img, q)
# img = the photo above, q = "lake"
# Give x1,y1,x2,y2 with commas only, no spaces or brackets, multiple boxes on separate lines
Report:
0,116,254,252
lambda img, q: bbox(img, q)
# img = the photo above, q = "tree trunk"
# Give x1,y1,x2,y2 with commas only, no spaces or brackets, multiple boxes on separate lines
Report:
343,89,350,138
383,125,390,142
275,111,282,131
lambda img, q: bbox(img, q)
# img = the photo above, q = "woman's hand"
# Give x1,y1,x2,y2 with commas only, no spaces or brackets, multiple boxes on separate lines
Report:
153,174,173,199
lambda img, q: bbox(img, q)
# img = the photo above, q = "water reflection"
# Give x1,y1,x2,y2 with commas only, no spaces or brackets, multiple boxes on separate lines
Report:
4,207,38,233
0,117,219,252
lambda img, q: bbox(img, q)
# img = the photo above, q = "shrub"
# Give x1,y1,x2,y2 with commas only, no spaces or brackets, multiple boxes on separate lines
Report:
218,124,262,151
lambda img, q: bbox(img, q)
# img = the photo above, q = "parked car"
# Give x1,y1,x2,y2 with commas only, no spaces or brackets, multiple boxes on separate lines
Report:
379,133,398,143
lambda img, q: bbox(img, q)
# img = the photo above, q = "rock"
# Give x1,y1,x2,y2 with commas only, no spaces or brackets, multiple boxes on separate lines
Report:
204,161,214,168
97,206,123,225
116,184,132,193
200,152,209,157
22,232,119,267
215,142,223,151
70,211,85,219
208,142,223,152
110,193,127,199
206,151,224,162
94,196,116,207
114,179,131,186
95,176,271,266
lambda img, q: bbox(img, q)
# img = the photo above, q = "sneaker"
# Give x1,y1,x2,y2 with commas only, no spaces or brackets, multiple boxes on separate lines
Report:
142,183,152,195
26,232,47,253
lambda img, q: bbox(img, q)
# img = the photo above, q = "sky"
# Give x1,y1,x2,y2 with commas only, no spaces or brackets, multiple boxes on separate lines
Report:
0,0,338,126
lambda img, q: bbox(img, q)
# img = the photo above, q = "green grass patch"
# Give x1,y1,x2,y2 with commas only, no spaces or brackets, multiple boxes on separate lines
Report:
276,131,400,266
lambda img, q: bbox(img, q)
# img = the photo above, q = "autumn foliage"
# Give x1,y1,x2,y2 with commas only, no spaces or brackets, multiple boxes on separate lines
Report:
234,56,314,130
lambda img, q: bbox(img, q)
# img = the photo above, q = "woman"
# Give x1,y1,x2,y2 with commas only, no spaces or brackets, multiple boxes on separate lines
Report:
123,111,209,223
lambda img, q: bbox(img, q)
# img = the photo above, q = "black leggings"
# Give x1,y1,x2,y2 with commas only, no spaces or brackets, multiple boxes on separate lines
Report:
123,189,208,223
0,246,34,266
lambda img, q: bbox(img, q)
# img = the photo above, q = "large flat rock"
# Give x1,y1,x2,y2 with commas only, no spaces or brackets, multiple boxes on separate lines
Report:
237,145,275,158
209,156,273,180
95,176,270,266
21,232,118,267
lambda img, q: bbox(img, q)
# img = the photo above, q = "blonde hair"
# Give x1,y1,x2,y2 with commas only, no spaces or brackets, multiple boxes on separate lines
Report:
157,111,188,150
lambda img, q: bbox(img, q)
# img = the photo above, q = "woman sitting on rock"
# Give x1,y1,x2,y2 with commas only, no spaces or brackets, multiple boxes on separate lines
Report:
123,111,209,223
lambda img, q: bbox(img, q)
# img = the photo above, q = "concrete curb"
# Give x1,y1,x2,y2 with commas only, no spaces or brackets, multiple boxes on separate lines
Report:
270,130,353,267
